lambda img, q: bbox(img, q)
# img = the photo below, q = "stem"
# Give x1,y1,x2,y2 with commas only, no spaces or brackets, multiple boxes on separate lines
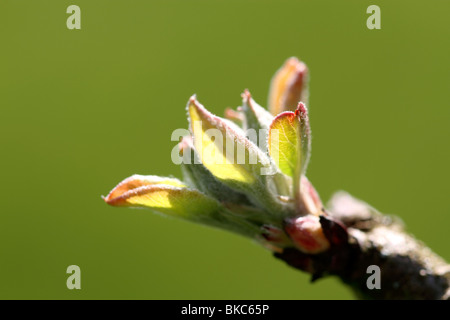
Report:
274,192,450,300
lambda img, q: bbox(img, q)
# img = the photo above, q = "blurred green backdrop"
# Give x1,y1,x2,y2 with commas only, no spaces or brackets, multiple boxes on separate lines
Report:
0,0,449,299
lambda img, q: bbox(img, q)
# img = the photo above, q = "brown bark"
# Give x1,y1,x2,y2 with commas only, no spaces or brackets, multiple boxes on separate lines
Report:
274,192,450,300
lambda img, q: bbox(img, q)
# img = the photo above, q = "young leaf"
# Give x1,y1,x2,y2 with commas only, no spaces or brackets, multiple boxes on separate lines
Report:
187,96,288,213
268,57,309,115
104,175,186,202
179,135,250,204
268,103,311,210
240,91,291,196
268,103,311,178
241,90,274,152
188,96,265,184
104,174,262,237
104,177,218,222
241,90,273,133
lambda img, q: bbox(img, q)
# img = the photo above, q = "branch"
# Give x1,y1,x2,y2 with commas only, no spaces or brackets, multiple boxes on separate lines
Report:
274,192,450,300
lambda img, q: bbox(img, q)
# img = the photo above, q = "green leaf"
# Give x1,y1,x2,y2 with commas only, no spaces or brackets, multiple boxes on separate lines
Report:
178,135,250,204
104,174,260,236
104,175,217,219
104,175,186,202
187,96,289,214
268,103,311,205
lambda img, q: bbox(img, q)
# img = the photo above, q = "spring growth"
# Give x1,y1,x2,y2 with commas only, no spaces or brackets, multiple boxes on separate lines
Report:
104,57,331,254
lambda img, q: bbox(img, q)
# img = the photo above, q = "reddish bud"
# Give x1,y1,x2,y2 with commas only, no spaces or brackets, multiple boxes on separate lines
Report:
284,215,330,254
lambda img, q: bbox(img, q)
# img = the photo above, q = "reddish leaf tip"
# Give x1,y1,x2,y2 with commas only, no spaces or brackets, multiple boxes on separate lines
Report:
241,89,252,102
295,102,307,116
189,94,198,104
286,56,300,66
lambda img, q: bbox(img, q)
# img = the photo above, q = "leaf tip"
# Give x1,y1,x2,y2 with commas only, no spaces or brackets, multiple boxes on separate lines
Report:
295,102,307,117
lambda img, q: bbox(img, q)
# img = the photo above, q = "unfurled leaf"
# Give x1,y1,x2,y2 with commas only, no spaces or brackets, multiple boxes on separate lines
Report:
268,103,311,179
178,135,250,204
187,96,288,213
268,57,308,115
104,179,217,219
104,174,263,237
268,103,311,211
105,175,186,202
240,91,290,196
188,96,268,184
268,112,300,179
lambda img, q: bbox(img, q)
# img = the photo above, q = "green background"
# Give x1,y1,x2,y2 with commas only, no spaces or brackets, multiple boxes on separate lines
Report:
1,0,449,299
